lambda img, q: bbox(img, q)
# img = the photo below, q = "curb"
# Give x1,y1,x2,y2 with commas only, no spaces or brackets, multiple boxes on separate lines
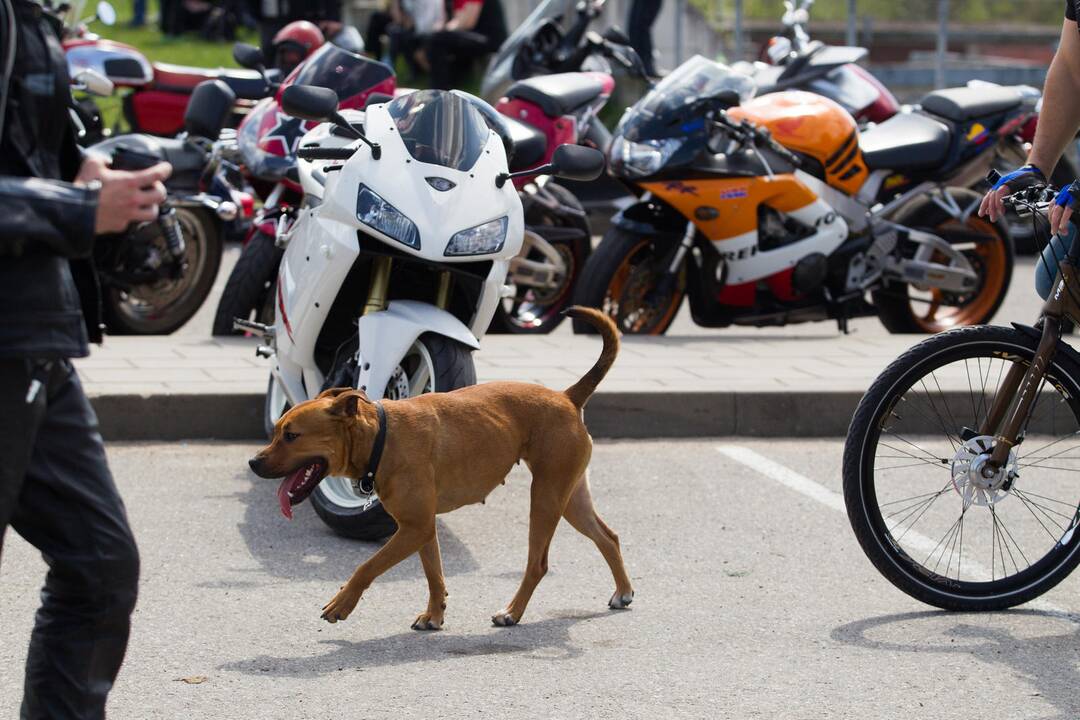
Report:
89,390,867,441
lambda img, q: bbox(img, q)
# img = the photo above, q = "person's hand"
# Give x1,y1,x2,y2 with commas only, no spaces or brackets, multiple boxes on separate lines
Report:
74,153,111,185
1051,180,1080,236
76,156,172,235
979,163,1045,222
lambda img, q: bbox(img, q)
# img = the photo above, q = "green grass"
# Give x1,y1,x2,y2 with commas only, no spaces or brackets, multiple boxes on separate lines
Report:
87,0,255,130
85,0,481,131
97,0,254,65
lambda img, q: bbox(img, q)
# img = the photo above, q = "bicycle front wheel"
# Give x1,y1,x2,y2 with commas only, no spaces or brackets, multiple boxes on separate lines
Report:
844,324,1080,610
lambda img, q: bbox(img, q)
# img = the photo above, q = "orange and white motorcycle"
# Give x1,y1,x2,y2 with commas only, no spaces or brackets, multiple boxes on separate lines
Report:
574,56,1025,334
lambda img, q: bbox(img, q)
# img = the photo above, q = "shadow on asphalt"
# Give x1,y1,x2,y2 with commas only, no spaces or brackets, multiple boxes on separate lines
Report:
221,470,479,584
831,609,1080,719
218,610,613,675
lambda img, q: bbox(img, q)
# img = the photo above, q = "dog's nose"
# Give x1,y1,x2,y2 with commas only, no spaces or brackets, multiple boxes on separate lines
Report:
248,457,262,474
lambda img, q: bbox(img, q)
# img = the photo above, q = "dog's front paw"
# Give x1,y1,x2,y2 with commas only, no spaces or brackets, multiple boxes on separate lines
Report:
321,587,360,623
608,590,634,609
411,612,444,631
491,609,518,627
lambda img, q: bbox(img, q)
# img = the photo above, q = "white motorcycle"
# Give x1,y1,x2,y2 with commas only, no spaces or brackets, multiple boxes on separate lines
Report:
239,85,604,539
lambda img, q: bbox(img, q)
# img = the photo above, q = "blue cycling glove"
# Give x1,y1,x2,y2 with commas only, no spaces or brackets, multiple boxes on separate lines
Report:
1055,179,1080,211
992,163,1045,191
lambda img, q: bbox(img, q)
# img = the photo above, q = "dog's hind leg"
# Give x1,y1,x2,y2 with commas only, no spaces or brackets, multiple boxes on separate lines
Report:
411,533,447,631
491,480,566,627
563,473,634,609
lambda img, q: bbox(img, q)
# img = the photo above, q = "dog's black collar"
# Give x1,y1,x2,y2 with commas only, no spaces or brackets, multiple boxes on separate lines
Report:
358,401,386,495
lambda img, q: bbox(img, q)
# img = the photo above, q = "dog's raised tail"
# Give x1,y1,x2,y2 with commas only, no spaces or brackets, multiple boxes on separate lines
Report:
563,306,620,408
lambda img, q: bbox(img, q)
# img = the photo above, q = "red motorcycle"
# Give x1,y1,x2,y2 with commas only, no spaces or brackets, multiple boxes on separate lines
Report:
211,41,395,335
62,8,339,138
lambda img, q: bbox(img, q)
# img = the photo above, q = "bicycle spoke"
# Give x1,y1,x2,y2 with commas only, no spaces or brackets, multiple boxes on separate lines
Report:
884,484,954,521
930,371,964,444
1012,490,1069,540
992,505,1029,574
926,510,964,574
875,460,952,472
891,480,955,543
965,359,979,427
1018,431,1080,463
1013,488,1080,508
880,432,950,466
912,381,960,449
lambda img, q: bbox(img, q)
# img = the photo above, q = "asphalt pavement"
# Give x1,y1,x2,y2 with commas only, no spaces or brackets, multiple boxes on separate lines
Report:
3,439,1078,719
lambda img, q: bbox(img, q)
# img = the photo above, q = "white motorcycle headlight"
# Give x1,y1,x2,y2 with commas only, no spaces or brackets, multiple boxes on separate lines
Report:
445,216,508,256
356,184,420,249
612,137,684,178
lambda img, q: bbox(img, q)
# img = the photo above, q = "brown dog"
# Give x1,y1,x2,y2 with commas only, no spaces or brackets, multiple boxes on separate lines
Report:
248,306,633,629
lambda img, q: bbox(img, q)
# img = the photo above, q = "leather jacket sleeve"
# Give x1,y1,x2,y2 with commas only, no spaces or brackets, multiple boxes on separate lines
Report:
0,176,98,258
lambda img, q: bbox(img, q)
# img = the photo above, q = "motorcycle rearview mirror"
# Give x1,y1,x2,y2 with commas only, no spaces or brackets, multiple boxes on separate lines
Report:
282,84,339,121
281,85,382,159
72,68,114,97
233,43,266,71
364,92,394,108
712,90,743,109
549,144,605,181
95,1,116,25
602,26,631,46
496,144,605,188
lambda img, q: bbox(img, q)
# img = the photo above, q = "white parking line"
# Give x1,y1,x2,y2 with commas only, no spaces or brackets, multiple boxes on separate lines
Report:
716,444,1066,614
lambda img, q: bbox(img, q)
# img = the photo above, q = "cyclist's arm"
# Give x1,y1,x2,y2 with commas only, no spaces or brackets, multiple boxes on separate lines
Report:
1029,18,1080,174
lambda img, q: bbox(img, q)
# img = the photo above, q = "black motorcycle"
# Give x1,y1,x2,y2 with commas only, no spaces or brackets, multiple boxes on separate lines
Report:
87,81,238,334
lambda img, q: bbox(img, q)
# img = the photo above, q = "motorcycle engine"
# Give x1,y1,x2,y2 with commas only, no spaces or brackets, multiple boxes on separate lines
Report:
758,206,814,252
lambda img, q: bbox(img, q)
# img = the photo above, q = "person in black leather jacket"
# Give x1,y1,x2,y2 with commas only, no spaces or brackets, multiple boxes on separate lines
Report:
0,0,171,717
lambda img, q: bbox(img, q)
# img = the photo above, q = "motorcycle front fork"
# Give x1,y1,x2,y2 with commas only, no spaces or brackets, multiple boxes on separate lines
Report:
361,256,452,316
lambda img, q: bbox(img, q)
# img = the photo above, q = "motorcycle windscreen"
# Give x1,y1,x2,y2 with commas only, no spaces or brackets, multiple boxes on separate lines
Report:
386,90,490,172
482,0,570,96
285,43,393,108
617,55,757,142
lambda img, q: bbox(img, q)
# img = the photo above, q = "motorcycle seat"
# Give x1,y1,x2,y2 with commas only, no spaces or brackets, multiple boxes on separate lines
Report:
504,73,605,118
153,63,273,100
920,86,1021,123
859,112,951,171
503,115,548,172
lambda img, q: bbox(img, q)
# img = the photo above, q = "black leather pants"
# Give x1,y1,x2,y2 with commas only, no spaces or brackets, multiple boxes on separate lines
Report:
0,359,140,720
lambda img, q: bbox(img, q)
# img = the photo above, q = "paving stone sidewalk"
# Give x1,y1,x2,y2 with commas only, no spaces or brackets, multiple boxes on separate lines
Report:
75,331,920,396
73,332,928,439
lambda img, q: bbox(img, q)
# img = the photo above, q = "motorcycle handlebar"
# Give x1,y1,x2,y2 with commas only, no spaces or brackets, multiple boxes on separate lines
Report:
713,112,802,167
296,146,356,161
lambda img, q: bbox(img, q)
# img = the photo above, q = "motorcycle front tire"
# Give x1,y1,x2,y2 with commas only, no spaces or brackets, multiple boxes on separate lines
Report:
309,332,477,541
573,227,685,335
212,230,282,336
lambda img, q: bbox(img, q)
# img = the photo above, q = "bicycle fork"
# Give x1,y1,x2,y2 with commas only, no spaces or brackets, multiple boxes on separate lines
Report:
980,261,1080,469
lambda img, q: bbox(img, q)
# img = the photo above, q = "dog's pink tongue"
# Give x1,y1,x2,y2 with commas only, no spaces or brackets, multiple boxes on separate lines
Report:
276,476,295,520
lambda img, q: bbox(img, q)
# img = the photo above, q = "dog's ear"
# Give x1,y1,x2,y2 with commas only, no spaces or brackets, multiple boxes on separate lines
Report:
317,387,354,400
325,389,371,417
